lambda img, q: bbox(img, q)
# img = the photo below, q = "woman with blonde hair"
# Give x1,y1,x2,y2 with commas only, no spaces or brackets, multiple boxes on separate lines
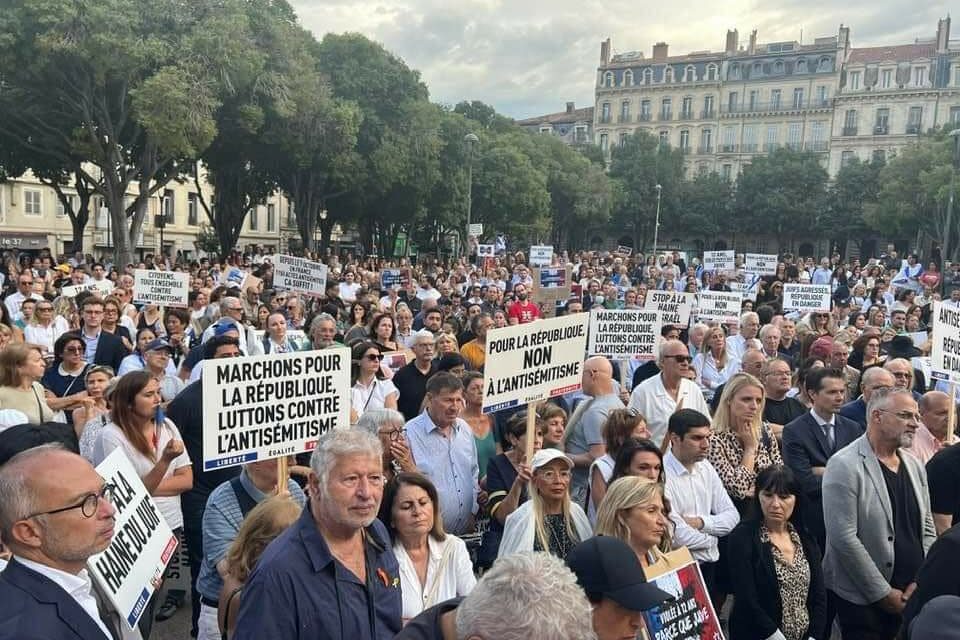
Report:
434,332,459,357
23,299,70,357
594,476,671,567
218,496,301,639
693,326,740,402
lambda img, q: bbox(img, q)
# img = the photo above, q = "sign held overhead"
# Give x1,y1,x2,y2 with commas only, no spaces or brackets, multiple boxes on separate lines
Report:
272,254,328,297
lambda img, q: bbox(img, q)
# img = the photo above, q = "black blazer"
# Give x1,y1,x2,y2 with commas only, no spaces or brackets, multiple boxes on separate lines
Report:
781,411,863,544
0,558,114,639
902,524,960,631
727,519,828,640
68,329,129,373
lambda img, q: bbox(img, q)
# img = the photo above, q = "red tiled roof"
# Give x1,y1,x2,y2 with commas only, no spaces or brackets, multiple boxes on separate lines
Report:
848,43,936,64
516,107,594,126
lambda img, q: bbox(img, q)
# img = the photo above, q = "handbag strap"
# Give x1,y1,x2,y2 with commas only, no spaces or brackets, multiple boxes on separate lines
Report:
423,539,454,609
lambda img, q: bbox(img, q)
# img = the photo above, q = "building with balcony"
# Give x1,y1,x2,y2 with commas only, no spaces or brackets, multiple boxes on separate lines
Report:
516,102,594,145
828,17,960,174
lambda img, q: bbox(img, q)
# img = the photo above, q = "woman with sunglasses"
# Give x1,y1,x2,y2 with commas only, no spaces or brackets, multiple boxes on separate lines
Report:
22,299,69,357
350,341,399,423
40,334,92,427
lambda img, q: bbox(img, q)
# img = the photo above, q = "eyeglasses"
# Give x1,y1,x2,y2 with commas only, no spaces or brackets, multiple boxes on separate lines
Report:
64,346,84,354
37,307,53,311
364,353,384,362
25,483,117,519
664,354,693,363
538,469,571,481
380,427,406,441
878,409,921,423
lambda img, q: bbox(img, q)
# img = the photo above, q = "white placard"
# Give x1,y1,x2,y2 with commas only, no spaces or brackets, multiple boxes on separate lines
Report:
468,223,484,237
703,250,735,272
588,308,662,360
482,314,588,414
88,450,179,629
694,291,743,323
744,253,778,276
61,281,115,298
643,291,693,327
133,269,189,307
782,283,831,314
729,280,758,302
201,349,351,470
616,245,633,256
477,244,495,258
529,245,554,267
272,254,328,297
931,301,960,381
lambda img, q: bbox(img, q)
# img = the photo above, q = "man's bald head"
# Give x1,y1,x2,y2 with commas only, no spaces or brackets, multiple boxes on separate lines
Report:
861,367,896,402
582,356,614,396
741,349,766,376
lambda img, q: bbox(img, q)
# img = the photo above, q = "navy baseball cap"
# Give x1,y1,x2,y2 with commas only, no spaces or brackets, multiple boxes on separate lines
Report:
566,536,672,612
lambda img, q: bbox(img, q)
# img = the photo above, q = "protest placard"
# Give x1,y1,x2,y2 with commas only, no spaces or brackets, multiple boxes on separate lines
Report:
532,266,572,319
88,449,179,629
201,348,351,470
477,244,495,258
931,301,960,382
588,308,662,360
694,291,742,323
616,245,633,256
703,250,735,272
380,268,412,290
133,269,189,307
225,266,247,289
482,313,588,414
644,291,693,327
60,280,115,298
642,548,725,640
729,280,758,302
744,253,778,276
529,245,554,267
272,254,328,297
782,283,831,314
468,223,484,237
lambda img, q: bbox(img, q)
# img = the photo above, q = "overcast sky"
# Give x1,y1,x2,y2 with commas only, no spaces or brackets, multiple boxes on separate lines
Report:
290,1,950,119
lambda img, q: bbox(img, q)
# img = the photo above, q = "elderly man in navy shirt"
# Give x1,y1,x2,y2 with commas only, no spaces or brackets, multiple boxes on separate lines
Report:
232,429,401,640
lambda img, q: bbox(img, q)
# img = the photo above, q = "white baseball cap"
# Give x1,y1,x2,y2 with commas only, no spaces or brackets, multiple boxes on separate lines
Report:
530,448,573,472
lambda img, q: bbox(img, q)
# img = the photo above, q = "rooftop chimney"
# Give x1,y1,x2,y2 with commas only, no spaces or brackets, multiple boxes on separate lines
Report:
652,42,669,61
725,29,739,54
566,102,575,114
838,24,850,52
601,38,611,64
748,30,758,54
937,16,951,53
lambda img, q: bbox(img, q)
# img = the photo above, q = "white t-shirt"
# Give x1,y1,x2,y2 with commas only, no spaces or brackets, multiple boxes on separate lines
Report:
339,281,362,303
351,378,399,417
91,419,191,530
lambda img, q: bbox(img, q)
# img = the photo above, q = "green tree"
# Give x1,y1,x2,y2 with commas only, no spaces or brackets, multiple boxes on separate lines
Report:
734,148,829,252
471,141,551,244
453,101,516,134
826,157,884,257
677,172,732,246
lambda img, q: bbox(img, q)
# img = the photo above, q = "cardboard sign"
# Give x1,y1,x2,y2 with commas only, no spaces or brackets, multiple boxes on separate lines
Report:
931,301,960,381
273,254,328,297
588,308,662,360
532,266,571,304
468,223,484,237
61,280,115,298
529,245,554,267
482,314,589,414
477,244,495,258
744,253,778,276
616,245,633,256
88,450,179,629
782,284,831,314
694,291,742,323
703,250,735,272
201,349,351,470
644,291,693,327
380,268,412,291
133,269,189,307
642,548,725,640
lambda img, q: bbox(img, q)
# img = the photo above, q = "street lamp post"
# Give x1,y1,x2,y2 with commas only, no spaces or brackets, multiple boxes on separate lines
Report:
652,184,663,257
943,129,960,291
464,133,479,259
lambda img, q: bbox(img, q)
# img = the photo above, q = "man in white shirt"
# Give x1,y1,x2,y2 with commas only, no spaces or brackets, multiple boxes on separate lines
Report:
662,409,739,600
3,272,43,318
725,311,760,361
0,444,136,640
337,271,362,304
629,339,711,447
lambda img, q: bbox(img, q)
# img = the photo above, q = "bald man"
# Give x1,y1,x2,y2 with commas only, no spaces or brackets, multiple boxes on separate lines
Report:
0,445,133,640
908,391,958,464
565,356,624,506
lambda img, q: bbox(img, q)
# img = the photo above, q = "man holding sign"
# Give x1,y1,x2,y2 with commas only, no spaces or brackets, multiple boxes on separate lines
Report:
0,445,128,640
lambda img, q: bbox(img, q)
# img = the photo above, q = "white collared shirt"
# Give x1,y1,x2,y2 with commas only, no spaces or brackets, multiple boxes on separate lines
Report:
394,535,477,622
628,374,712,446
14,556,112,640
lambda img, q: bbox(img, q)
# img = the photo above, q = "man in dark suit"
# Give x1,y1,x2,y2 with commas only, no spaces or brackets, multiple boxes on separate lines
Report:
839,367,897,430
76,296,129,372
902,524,960,631
0,445,123,640
782,368,864,547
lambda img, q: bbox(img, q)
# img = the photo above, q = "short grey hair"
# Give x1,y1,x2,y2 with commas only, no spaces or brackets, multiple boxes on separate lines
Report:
656,338,686,365
309,429,383,493
354,409,404,437
758,324,781,340
0,444,68,541
866,386,915,420
456,552,597,640
309,313,337,333
411,330,435,347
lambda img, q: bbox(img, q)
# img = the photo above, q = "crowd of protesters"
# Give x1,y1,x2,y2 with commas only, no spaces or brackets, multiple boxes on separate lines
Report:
0,240,958,640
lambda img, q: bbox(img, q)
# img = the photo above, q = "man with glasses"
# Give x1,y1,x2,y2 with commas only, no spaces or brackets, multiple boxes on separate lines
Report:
823,387,936,640
4,272,43,318
394,331,438,421
201,296,259,356
0,444,128,640
629,339,711,447
74,297,129,372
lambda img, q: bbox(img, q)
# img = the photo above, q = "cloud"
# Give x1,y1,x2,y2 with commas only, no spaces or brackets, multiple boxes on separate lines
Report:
289,0,949,119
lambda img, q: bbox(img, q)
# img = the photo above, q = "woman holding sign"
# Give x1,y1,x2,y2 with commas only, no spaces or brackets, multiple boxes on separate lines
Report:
727,466,826,640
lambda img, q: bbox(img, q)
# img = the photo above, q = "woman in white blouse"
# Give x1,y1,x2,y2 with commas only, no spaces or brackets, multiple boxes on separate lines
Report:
23,300,69,357
693,326,740,402
379,472,476,624
350,341,399,423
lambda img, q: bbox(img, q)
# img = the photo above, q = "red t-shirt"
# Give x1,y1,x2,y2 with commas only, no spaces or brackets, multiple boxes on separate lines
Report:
508,300,541,324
